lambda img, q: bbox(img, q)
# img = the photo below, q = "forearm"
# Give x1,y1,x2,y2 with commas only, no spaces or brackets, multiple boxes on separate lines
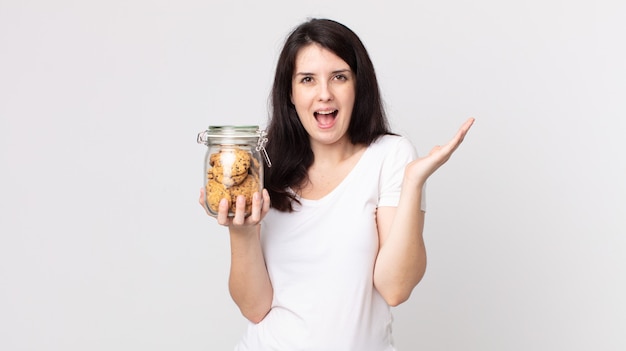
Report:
228,225,273,323
374,178,427,306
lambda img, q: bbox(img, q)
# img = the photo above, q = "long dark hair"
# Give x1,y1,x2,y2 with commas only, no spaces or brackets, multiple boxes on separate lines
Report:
265,18,392,212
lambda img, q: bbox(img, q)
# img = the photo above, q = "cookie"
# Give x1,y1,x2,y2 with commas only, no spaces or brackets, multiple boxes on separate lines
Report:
205,147,260,216
228,174,260,213
210,148,251,176
249,156,261,178
206,180,231,213
231,148,252,175
208,167,248,187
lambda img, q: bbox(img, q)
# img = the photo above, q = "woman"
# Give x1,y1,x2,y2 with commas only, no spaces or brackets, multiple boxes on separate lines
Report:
200,18,474,350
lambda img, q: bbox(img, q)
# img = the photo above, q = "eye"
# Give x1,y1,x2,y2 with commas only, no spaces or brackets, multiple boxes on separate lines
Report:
300,76,313,84
333,72,352,82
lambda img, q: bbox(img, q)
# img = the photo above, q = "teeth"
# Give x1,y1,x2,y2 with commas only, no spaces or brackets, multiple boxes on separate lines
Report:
317,110,336,115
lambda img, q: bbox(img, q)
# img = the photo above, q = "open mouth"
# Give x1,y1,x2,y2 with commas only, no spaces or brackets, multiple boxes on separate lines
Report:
314,110,338,128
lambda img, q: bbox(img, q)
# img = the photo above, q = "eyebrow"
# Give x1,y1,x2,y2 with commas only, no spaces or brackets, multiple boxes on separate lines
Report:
294,69,352,76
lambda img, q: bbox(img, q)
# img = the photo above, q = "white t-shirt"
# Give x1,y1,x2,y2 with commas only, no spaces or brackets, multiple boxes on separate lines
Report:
234,135,424,351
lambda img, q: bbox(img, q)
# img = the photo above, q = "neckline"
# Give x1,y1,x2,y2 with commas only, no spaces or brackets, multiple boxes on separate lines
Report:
294,143,372,206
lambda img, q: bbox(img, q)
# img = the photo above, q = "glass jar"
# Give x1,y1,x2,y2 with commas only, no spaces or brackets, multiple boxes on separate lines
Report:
197,125,269,217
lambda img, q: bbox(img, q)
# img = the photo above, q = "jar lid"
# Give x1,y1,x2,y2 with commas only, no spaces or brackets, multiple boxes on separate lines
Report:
197,125,271,167
197,125,259,143
208,125,259,132
206,125,259,137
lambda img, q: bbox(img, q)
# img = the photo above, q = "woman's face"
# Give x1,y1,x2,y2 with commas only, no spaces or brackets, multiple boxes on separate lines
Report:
291,43,355,148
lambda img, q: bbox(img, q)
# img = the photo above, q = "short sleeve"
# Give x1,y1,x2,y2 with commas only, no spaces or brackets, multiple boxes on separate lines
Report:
377,136,427,211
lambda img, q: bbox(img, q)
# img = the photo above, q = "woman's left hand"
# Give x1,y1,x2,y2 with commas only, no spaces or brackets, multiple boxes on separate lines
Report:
404,117,475,185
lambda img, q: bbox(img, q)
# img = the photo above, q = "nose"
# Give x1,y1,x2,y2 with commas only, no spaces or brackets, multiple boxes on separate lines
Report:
317,82,334,101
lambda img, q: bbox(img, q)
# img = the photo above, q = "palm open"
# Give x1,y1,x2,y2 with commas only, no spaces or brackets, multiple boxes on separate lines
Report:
404,117,475,185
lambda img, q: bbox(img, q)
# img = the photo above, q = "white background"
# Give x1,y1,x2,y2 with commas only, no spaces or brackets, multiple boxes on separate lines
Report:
1,0,625,350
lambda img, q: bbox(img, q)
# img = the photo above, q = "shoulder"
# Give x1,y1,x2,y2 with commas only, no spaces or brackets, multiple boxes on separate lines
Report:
370,134,417,158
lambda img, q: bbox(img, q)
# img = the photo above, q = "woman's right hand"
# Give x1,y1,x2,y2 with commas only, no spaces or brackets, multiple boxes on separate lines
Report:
200,187,274,323
199,188,271,229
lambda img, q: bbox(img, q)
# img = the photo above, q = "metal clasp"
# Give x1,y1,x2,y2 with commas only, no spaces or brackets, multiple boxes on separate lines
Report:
256,130,272,167
197,130,209,144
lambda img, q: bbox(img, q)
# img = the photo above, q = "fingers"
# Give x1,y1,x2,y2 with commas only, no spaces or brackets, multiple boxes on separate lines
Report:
199,188,213,216
201,188,272,228
425,117,475,166
216,198,230,225
261,189,271,214
444,117,475,153
454,117,475,144
247,192,264,223
198,187,206,206
241,189,271,224
231,195,248,225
